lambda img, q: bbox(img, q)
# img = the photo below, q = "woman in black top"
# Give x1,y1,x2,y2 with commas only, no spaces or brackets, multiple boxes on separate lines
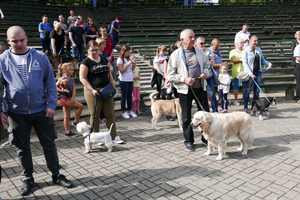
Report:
79,40,123,144
51,22,66,57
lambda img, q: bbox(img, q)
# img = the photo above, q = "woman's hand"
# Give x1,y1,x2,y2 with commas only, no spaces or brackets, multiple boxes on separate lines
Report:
251,74,256,79
92,89,99,96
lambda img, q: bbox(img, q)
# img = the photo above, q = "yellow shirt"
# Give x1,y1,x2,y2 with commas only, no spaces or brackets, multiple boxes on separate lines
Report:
229,49,243,78
133,66,140,87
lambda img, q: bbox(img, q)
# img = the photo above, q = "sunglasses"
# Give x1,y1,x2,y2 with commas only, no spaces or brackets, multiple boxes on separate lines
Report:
78,18,82,19
200,42,206,45
89,49,99,52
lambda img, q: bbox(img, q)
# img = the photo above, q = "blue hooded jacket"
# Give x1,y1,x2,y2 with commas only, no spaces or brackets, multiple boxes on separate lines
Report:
0,48,57,114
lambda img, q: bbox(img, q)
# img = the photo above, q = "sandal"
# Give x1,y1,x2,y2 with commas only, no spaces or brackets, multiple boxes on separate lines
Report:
114,116,120,122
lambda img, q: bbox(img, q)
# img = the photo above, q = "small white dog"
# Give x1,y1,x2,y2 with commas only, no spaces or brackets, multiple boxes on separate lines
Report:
191,111,254,160
76,121,113,153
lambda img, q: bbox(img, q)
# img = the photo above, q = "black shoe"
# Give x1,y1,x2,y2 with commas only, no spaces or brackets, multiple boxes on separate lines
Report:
20,178,34,196
65,131,78,137
166,116,175,121
71,121,78,127
185,143,194,152
201,134,208,146
52,174,74,188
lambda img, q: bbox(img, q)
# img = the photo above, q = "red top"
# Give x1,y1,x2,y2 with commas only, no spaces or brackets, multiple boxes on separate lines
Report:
104,37,114,61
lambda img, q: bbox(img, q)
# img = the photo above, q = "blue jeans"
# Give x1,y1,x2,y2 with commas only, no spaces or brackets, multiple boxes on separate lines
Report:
191,0,195,6
243,71,262,109
219,90,228,110
184,0,188,6
72,43,84,62
119,81,133,111
40,38,51,52
206,76,218,112
111,34,119,49
176,0,181,6
93,0,97,7
122,0,127,3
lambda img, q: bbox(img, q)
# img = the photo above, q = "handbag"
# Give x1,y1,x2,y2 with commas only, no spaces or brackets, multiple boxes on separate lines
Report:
99,83,116,101
237,71,250,82
150,69,157,88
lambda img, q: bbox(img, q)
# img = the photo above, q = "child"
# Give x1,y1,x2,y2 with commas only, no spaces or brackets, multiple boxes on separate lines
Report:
218,63,231,113
153,44,167,99
56,62,84,137
131,56,142,115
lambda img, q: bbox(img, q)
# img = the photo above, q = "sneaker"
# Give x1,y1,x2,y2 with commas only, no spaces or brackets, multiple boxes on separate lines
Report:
2,140,11,147
122,112,130,119
20,177,34,196
65,131,78,137
71,121,78,127
114,49,118,52
113,136,124,144
185,143,194,152
223,109,228,113
128,111,137,118
166,116,175,121
52,174,74,188
234,100,240,106
218,108,223,112
136,111,142,115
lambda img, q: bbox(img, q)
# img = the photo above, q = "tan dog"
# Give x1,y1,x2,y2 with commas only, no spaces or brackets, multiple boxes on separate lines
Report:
150,92,182,130
191,111,254,160
45,51,78,71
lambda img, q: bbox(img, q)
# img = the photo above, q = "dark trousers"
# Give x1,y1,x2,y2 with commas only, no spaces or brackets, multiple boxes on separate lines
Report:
111,34,119,49
219,90,228,110
156,73,164,99
9,111,61,178
178,87,208,145
295,64,300,101
119,81,133,111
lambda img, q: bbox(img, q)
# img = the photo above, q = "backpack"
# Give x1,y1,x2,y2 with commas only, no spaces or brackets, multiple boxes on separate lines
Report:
107,23,111,32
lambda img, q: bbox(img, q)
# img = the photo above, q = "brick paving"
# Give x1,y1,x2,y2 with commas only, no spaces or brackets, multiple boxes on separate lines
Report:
1,100,300,199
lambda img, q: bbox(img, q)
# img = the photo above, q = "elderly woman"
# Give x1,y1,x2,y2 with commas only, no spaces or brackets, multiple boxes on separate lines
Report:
84,17,98,45
229,38,245,106
195,36,218,113
38,15,52,52
51,22,66,57
292,31,300,68
79,40,124,144
242,35,272,112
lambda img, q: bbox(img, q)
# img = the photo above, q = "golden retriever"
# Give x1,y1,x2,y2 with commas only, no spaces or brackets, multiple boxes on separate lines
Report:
150,92,182,130
191,111,254,160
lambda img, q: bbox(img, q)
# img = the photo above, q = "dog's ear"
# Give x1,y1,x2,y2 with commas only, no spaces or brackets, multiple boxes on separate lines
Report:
202,112,212,130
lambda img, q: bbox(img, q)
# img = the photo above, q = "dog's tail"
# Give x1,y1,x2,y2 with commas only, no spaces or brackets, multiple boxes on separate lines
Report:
108,123,114,133
149,92,159,104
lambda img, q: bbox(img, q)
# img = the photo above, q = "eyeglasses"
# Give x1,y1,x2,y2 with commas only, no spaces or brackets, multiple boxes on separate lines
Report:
200,42,206,45
89,20,93,22
78,18,82,19
89,49,99,52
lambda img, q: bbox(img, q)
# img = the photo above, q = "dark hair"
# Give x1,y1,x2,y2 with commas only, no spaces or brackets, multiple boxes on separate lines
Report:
87,17,96,34
119,44,131,63
169,45,178,56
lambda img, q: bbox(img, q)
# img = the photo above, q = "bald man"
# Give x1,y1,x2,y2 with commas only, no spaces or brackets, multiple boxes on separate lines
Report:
0,26,74,196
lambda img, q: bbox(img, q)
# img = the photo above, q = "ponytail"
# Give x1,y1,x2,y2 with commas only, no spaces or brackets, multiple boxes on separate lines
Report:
56,63,64,78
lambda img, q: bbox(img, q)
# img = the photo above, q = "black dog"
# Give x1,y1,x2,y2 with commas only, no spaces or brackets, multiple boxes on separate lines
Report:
251,97,277,120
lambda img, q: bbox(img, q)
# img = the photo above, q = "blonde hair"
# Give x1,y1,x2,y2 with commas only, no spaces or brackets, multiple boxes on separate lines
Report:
57,62,73,78
156,44,167,56
54,22,63,30
295,31,300,38
220,62,228,71
175,41,182,48
96,37,106,45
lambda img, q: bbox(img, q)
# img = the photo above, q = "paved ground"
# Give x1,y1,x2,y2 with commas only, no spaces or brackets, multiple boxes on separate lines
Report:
1,99,300,200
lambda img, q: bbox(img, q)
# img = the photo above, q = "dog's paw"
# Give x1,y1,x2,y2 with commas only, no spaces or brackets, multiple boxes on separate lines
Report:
241,151,248,155
259,115,264,121
204,151,210,156
216,155,223,161
156,127,161,131
237,147,242,151
84,151,89,153
250,111,254,116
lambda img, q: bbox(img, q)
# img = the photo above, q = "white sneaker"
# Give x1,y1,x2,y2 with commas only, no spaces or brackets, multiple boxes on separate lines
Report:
234,100,240,106
113,136,124,144
122,112,130,119
128,111,137,118
2,140,11,147
114,49,118,52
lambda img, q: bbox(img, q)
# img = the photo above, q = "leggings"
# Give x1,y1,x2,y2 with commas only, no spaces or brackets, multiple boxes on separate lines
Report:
219,89,228,110
132,86,140,112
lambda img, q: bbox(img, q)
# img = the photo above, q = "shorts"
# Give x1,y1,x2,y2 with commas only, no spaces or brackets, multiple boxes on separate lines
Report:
233,78,245,90
59,98,70,106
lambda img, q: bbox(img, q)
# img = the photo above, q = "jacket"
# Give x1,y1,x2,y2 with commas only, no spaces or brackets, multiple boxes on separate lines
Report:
218,73,231,94
242,46,271,77
0,48,57,114
167,47,210,94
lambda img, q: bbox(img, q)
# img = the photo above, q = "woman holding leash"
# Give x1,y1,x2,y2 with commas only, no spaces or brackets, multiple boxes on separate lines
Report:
79,40,124,144
51,22,66,57
242,35,272,112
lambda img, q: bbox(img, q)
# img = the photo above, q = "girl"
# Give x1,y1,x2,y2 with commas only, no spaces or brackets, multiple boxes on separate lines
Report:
218,63,231,113
84,17,98,45
56,62,84,137
117,44,137,119
154,44,167,99
131,55,142,115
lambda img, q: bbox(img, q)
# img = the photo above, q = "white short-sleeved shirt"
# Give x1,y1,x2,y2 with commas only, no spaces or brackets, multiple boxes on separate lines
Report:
294,45,300,64
235,31,250,48
117,57,133,82
154,56,167,73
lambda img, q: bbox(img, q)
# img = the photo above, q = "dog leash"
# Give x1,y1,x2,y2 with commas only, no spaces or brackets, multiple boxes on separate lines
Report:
251,77,270,103
90,95,100,134
58,45,64,55
189,86,205,111
255,68,270,78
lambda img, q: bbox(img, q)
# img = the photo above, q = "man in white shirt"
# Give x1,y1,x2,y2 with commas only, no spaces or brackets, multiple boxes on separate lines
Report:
293,44,300,103
235,24,250,48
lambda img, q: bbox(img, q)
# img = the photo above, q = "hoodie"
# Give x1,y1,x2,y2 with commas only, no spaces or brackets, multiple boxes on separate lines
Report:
0,48,57,114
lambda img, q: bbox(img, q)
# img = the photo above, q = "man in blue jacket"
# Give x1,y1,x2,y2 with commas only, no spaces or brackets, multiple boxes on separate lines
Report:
0,26,74,196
